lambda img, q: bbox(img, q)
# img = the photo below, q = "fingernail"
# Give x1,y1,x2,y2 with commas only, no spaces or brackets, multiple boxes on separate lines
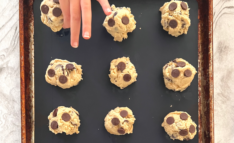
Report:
106,8,112,14
73,42,78,48
83,32,90,38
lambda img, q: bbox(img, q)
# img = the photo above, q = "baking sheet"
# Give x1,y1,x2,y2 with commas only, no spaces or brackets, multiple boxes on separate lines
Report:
33,0,199,142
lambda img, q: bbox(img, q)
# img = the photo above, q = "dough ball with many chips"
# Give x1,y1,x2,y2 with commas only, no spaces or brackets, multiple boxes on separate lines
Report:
45,59,83,89
159,0,191,37
162,111,197,141
163,58,197,92
103,5,136,42
48,106,81,135
40,0,63,32
104,107,136,135
109,57,138,89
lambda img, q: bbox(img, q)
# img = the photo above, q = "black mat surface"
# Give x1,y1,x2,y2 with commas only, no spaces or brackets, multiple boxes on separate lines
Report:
34,0,198,142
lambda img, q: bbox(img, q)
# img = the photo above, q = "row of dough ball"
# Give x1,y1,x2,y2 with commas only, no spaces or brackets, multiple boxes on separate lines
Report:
48,106,197,141
44,57,138,89
45,57,197,91
40,0,191,39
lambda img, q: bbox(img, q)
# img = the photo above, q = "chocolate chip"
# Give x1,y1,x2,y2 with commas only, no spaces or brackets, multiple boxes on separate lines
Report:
48,69,55,77
111,118,120,125
184,69,192,77
169,20,178,29
176,62,186,67
173,59,177,62
189,125,196,133
66,64,75,70
120,110,128,117
108,19,115,27
41,5,49,14
166,117,174,125
122,16,129,25
164,64,168,69
123,74,131,82
53,7,62,17
51,121,58,129
117,62,126,72
53,108,58,117
171,69,180,78
180,113,188,120
179,129,188,136
53,0,59,4
59,75,68,84
169,2,177,11
62,113,71,122
117,128,125,134
113,12,118,17
181,2,188,10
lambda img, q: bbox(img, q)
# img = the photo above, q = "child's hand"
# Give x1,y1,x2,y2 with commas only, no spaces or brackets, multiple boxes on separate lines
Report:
59,0,112,48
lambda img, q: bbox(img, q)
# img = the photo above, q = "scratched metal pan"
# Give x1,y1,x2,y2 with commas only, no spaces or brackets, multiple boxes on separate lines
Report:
19,0,213,142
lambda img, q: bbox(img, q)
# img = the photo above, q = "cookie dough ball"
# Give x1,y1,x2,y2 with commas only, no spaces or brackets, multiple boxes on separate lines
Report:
109,57,138,89
48,106,81,135
104,107,136,135
159,1,191,37
103,5,136,42
40,0,63,32
161,111,197,141
45,59,83,89
163,58,197,92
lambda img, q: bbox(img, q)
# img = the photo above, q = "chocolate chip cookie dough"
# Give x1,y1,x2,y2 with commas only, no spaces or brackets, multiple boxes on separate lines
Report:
40,0,63,32
159,0,191,37
104,107,136,135
45,59,83,89
109,57,138,89
162,111,197,141
103,5,136,42
48,106,81,135
163,58,197,92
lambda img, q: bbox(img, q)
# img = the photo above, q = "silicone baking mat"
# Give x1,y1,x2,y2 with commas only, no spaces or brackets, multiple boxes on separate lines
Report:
34,0,198,142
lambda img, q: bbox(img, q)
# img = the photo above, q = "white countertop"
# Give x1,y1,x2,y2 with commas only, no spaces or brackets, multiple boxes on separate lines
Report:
0,0,233,142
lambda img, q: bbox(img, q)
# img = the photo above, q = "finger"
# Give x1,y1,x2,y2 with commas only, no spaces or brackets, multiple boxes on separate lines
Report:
97,0,112,15
59,0,70,28
81,0,92,40
70,0,81,48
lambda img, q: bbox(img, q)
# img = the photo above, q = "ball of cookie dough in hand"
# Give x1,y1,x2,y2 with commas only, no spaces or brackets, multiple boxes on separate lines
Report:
40,0,63,32
159,0,191,37
48,106,81,135
162,111,197,141
104,107,136,135
45,59,83,89
109,57,138,89
163,58,197,92
103,5,136,42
